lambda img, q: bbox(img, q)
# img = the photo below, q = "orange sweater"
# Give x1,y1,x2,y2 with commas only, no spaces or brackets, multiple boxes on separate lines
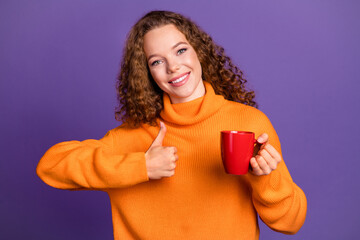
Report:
37,81,307,239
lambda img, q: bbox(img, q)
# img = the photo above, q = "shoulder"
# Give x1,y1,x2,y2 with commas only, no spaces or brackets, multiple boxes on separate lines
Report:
105,123,159,151
220,100,279,143
109,122,156,137
221,100,270,122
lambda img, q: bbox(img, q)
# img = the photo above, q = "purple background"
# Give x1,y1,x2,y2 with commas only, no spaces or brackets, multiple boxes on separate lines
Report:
1,0,359,239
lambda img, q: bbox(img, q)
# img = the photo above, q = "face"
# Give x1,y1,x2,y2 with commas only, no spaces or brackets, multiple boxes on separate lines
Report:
143,24,205,104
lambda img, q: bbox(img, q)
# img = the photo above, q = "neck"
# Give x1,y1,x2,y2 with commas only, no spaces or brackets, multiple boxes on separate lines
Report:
160,81,226,125
169,79,206,104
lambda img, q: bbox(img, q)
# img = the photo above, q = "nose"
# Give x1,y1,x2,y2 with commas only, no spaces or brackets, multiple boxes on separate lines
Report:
166,58,180,73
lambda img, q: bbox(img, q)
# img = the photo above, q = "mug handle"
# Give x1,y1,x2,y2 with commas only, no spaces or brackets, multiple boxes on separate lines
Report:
252,138,263,156
253,138,263,145
249,139,263,172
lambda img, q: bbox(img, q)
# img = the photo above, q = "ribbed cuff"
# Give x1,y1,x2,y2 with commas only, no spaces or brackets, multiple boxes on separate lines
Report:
246,169,292,204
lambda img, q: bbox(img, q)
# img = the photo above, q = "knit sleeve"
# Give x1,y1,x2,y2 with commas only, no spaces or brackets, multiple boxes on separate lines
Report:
36,130,149,190
245,112,307,234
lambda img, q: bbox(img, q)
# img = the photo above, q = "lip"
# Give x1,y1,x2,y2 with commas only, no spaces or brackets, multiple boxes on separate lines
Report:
169,72,190,83
169,72,190,87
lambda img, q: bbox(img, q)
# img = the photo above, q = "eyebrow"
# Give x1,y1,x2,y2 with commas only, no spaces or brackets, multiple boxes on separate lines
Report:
147,41,188,61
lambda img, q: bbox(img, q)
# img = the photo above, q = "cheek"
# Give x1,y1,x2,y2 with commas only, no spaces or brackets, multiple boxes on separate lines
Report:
150,68,165,85
187,50,199,65
149,68,159,80
188,53,202,75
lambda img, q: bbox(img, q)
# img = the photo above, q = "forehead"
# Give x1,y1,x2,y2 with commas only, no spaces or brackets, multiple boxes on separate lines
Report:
143,24,189,55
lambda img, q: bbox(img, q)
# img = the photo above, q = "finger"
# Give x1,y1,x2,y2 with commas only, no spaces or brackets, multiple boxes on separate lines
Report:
256,155,271,175
257,133,269,144
151,121,167,147
169,162,176,170
250,157,262,175
264,144,282,163
170,154,179,162
170,155,176,162
166,146,177,154
163,170,175,177
258,149,277,170
164,147,177,157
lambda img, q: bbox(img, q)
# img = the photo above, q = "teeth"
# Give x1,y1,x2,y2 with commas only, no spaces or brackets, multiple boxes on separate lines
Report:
171,73,188,83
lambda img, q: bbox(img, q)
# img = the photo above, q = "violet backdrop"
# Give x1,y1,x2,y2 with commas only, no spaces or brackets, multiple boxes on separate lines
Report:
1,0,359,239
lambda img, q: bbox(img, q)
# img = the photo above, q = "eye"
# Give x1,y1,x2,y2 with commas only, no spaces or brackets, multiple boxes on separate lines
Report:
177,48,187,55
151,60,162,66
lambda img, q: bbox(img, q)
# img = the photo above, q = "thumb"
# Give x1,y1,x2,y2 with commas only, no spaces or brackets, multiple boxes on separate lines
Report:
257,133,269,144
150,121,167,147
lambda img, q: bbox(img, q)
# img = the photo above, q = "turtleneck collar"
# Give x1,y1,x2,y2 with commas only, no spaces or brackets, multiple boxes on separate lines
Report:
160,81,226,125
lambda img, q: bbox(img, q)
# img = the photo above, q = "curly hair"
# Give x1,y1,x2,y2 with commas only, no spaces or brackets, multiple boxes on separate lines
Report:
116,10,257,128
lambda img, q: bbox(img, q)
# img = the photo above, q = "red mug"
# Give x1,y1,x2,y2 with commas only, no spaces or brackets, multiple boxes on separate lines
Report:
221,131,258,175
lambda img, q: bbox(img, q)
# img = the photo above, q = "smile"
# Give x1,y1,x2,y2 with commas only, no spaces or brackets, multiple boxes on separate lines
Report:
169,72,190,86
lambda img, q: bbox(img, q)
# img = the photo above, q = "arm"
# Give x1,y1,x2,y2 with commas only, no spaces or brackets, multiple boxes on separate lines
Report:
36,130,149,190
246,115,307,234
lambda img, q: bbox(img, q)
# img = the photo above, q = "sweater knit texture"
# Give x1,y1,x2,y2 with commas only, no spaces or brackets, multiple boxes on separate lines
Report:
37,81,307,240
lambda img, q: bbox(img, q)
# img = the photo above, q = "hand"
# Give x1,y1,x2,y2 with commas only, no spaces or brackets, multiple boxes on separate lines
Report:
145,121,178,179
249,133,282,176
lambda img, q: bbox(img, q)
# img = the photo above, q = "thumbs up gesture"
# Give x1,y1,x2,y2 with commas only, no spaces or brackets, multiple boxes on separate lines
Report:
145,121,178,179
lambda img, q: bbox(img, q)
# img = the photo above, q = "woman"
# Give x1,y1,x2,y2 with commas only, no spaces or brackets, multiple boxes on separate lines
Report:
37,10,307,239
